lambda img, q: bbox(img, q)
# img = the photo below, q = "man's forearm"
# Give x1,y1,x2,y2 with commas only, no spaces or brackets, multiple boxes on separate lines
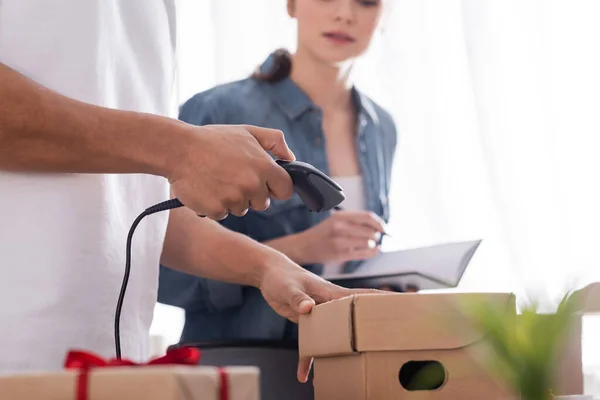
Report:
263,235,307,265
0,62,189,176
161,206,275,287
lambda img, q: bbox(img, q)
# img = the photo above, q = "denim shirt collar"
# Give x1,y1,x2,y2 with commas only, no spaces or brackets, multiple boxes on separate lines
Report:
258,52,379,124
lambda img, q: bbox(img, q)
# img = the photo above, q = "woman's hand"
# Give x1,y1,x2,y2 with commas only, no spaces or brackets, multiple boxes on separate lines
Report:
293,210,386,265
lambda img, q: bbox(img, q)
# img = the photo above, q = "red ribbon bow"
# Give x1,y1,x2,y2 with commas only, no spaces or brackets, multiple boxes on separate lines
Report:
64,347,229,400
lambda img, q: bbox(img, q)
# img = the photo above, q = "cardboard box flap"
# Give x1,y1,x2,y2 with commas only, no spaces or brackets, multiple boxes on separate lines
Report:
300,292,515,358
299,295,355,358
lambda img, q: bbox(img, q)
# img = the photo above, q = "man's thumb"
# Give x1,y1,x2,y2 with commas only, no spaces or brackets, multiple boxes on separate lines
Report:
246,125,296,161
291,291,316,315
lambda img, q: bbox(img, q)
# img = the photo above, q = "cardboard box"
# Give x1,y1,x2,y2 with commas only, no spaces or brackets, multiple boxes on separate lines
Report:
549,282,600,396
0,365,259,400
299,292,517,400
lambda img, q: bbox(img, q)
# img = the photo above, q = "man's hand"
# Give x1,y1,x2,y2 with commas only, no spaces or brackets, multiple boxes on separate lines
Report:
170,124,296,220
162,207,382,384
256,252,382,383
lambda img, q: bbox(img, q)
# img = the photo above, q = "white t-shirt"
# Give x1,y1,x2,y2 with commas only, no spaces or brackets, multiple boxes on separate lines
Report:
0,0,177,373
322,175,367,275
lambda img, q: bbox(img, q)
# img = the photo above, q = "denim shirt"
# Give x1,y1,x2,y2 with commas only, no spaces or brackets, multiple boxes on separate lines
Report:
158,53,397,343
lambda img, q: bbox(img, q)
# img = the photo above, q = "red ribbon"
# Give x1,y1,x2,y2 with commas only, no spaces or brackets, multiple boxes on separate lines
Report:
64,347,229,400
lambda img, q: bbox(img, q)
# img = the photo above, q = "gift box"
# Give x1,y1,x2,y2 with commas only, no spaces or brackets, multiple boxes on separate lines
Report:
0,348,260,400
299,292,517,400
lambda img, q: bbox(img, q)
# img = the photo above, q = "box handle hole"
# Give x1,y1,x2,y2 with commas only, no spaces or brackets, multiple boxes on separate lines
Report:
398,360,447,391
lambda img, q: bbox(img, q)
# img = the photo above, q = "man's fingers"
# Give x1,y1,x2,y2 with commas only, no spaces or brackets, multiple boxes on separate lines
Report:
243,125,298,202
222,192,251,217
283,291,315,324
311,284,382,305
329,287,389,300
228,207,248,217
297,357,314,383
207,211,229,221
245,125,295,200
226,200,250,217
248,182,271,211
201,202,230,221
250,196,270,212
291,290,316,315
246,125,296,161
266,163,294,200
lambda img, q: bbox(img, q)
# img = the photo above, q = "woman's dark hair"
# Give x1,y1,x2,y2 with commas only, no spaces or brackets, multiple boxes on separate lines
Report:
252,48,292,83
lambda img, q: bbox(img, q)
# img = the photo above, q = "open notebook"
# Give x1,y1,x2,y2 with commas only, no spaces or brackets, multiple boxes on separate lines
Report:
322,240,482,291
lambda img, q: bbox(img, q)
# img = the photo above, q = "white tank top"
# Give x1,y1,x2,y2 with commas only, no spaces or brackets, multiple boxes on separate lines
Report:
0,0,176,373
323,176,367,275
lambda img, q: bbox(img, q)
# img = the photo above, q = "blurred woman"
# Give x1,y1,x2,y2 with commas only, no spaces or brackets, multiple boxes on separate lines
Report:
159,0,397,344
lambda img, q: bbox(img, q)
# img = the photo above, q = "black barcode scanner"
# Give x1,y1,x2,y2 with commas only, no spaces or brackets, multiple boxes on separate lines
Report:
275,160,345,212
114,160,345,359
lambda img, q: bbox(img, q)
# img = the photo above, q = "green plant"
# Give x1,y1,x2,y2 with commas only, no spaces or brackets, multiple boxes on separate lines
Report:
468,292,578,400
